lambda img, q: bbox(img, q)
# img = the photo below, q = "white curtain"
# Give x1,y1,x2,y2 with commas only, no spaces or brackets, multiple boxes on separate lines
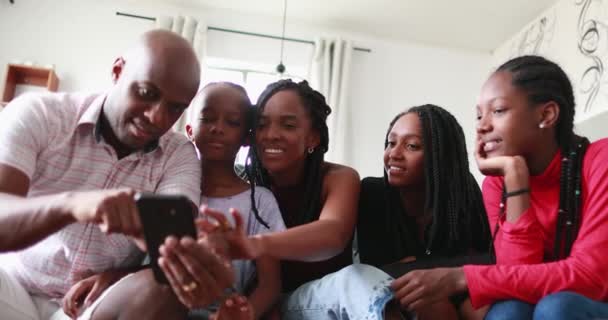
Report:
309,37,353,165
155,15,207,133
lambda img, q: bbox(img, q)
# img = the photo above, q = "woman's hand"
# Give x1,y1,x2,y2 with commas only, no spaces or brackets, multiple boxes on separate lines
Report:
475,139,529,177
197,206,264,260
158,236,235,309
391,267,466,313
62,269,128,319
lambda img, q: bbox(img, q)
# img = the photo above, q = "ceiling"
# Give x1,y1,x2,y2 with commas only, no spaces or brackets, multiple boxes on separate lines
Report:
163,0,557,52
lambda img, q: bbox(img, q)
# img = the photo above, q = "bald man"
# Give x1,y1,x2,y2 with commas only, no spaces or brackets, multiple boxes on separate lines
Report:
0,30,232,320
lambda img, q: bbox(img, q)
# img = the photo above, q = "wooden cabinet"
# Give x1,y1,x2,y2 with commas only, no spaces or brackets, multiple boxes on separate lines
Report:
1,64,59,108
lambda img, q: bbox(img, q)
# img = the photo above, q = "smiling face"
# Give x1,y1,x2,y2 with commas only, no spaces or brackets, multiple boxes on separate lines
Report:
384,113,425,188
476,71,545,159
255,90,320,175
103,30,200,151
188,85,250,162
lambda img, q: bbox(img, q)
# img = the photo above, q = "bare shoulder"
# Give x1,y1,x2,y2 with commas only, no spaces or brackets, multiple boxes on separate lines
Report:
322,162,360,187
319,162,360,220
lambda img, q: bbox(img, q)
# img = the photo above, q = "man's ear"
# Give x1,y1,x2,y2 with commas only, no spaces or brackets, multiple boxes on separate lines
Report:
111,57,126,84
539,101,560,129
185,124,194,141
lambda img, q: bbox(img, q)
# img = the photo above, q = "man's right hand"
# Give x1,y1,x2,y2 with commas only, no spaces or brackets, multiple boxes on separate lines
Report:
58,188,143,238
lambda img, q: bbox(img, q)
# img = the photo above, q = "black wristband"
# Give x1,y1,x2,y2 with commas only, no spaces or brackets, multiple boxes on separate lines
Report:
503,188,530,198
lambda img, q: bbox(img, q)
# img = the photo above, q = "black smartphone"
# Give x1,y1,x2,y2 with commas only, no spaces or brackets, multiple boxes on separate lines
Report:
135,193,197,284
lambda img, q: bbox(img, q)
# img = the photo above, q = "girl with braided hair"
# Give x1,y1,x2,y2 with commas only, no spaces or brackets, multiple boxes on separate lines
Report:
357,104,491,319
389,55,608,320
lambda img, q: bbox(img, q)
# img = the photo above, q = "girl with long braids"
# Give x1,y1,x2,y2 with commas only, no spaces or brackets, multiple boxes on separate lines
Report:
357,104,491,319
200,79,360,318
388,55,608,320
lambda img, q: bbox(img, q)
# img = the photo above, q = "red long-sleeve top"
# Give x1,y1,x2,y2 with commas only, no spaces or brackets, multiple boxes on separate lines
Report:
464,138,608,308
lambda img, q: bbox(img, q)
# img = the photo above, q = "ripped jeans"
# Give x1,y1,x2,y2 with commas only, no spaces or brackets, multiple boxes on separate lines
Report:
281,264,395,320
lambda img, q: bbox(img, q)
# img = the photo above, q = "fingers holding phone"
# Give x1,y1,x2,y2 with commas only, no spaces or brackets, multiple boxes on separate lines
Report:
159,236,235,309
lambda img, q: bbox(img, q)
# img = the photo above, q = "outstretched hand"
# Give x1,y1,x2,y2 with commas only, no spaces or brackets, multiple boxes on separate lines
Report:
197,206,264,260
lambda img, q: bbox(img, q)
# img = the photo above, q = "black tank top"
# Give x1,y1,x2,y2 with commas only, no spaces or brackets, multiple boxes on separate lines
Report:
272,164,353,292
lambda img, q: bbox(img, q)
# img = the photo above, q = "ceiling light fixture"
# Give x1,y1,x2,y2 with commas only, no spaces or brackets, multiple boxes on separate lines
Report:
276,0,288,74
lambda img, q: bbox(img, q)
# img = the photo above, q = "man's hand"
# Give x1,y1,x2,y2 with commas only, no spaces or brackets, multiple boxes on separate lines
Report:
59,188,143,237
158,236,235,309
62,269,129,319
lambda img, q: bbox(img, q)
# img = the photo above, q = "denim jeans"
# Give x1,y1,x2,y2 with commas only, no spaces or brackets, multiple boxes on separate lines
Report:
281,264,395,320
486,291,608,320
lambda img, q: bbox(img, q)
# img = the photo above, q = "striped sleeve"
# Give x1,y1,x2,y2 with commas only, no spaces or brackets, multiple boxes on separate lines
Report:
0,94,54,179
155,139,202,207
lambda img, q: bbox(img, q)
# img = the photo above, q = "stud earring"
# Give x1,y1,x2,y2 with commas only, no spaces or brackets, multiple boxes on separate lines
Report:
307,147,314,154
539,123,545,129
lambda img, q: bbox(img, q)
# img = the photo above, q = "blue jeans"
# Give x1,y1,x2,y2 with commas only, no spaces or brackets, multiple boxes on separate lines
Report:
486,291,608,320
281,264,395,320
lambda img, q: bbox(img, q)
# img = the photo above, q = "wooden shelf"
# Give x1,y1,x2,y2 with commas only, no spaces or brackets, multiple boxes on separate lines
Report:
2,64,59,104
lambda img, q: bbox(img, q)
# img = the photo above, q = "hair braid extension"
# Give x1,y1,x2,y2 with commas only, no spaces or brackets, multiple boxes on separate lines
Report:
561,136,589,258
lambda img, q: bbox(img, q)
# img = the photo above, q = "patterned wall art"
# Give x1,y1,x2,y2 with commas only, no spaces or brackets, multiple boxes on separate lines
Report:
510,11,556,57
576,0,608,113
493,0,608,126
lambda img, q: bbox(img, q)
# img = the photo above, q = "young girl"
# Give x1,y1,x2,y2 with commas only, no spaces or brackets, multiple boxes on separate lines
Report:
389,55,608,320
357,104,491,319
182,82,286,319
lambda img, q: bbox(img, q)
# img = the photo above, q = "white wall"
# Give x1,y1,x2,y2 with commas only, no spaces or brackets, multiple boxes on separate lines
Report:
0,0,492,179
491,0,608,142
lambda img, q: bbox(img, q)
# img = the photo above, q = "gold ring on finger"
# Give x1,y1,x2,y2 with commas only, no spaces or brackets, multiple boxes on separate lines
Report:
182,281,198,292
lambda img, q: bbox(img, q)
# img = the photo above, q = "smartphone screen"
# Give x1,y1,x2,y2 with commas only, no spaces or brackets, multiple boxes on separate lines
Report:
135,193,197,284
